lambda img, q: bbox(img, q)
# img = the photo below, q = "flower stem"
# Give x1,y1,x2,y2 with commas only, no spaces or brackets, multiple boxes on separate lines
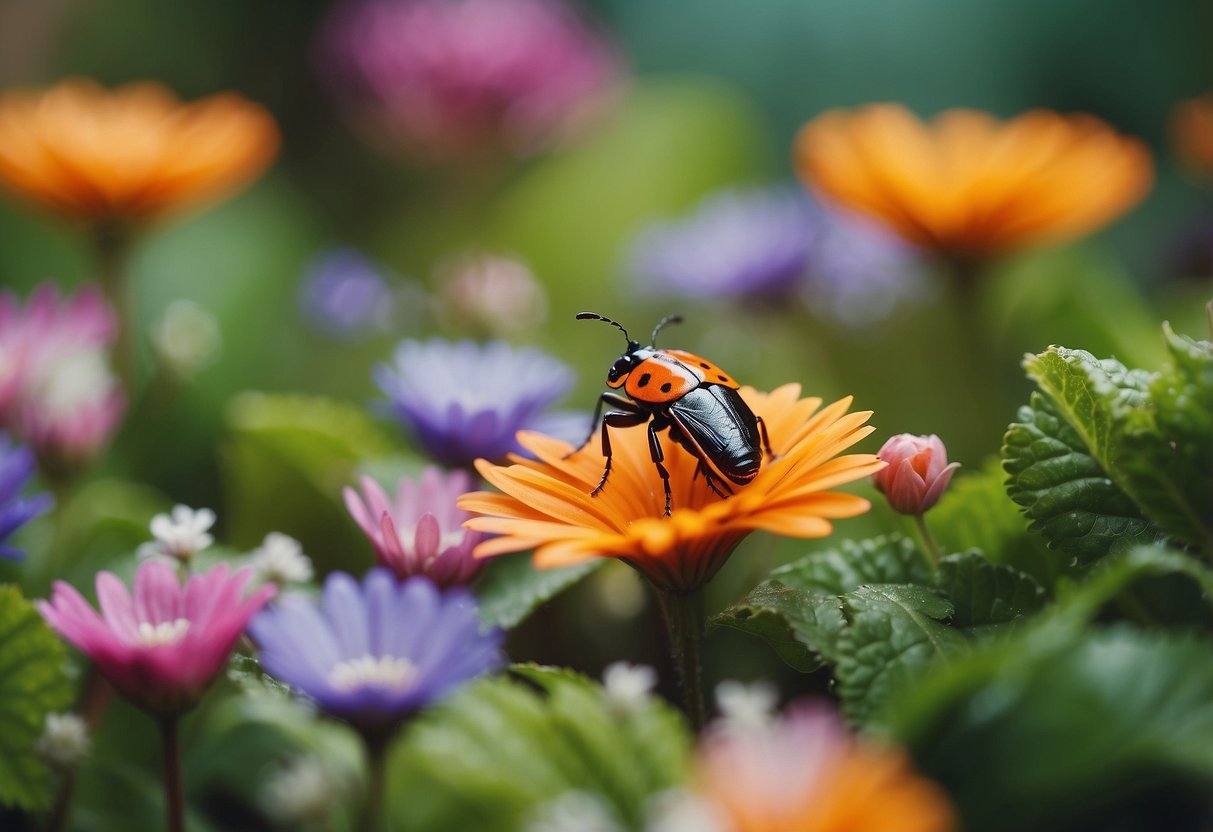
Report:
913,513,943,569
656,588,706,732
159,715,185,832
94,227,136,394
357,733,390,832
45,770,76,832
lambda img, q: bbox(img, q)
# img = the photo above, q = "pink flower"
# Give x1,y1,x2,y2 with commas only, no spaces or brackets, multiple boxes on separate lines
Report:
343,467,486,586
319,0,621,162
38,561,276,715
872,434,959,515
0,283,124,472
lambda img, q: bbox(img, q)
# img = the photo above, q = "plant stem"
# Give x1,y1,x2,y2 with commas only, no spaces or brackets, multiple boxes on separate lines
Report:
45,770,76,832
160,715,185,832
357,733,391,832
656,588,706,732
913,513,943,569
94,227,136,394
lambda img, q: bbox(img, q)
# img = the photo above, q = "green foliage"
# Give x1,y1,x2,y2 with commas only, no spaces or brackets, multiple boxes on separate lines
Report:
473,555,604,630
0,586,75,811
388,665,691,832
889,546,1213,831
712,535,1045,725
220,391,405,568
1003,328,1213,563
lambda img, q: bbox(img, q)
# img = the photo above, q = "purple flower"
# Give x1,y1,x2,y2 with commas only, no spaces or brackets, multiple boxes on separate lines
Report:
344,467,486,586
318,0,620,162
249,570,503,732
630,187,814,302
0,433,52,560
629,186,927,324
299,248,396,340
374,338,587,468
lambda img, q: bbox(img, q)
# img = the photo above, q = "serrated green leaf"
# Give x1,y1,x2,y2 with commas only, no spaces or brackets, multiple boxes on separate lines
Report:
1003,391,1156,563
770,535,934,594
708,582,844,670
0,585,75,810
890,625,1213,832
1114,325,1213,552
835,584,968,725
936,551,1046,635
388,666,691,832
472,555,603,630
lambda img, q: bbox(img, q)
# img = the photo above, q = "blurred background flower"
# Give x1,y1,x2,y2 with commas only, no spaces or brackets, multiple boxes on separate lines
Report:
433,249,548,337
0,78,278,226
374,338,587,468
0,432,53,559
318,0,621,164
298,247,399,340
1170,92,1213,179
795,104,1154,262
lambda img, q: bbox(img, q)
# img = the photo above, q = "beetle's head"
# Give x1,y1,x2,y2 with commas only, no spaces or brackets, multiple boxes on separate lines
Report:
606,343,642,387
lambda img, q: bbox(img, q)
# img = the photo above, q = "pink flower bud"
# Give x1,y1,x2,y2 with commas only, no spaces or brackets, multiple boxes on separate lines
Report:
872,434,959,515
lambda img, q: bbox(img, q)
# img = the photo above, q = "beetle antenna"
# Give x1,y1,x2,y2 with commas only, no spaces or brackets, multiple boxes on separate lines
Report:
650,313,683,346
576,312,630,343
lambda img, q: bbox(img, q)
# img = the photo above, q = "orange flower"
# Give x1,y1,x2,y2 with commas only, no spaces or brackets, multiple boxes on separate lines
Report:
1171,93,1213,178
0,78,279,224
794,103,1152,257
458,384,884,593
694,705,956,832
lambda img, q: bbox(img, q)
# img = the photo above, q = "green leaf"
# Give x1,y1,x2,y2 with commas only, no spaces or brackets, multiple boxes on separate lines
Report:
472,555,604,630
221,392,404,567
834,584,968,725
1002,391,1156,563
1114,325,1213,552
388,665,691,832
930,459,1062,587
708,582,845,671
936,551,1046,635
0,585,75,810
770,534,934,594
890,625,1213,832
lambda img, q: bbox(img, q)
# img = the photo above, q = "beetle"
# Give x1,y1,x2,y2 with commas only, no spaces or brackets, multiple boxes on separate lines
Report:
572,311,772,516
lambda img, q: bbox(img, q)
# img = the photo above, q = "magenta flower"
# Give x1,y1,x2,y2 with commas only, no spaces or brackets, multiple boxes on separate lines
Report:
0,283,124,472
319,0,620,162
344,467,486,585
38,560,276,715
873,434,960,516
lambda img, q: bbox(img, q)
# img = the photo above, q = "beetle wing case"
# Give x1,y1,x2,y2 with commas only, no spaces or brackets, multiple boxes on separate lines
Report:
668,385,762,484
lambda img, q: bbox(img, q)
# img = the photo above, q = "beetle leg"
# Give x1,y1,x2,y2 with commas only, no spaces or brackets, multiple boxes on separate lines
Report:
591,407,649,496
567,392,635,459
646,420,673,516
697,461,733,499
755,415,775,460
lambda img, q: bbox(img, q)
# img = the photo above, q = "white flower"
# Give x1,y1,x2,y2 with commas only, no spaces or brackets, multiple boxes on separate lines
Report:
260,756,336,826
714,679,779,731
525,790,624,832
151,299,221,378
645,789,729,832
35,712,90,769
250,532,313,584
137,504,216,562
602,662,657,715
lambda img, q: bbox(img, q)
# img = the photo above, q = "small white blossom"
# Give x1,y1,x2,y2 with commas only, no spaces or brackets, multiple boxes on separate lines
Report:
714,679,779,731
260,756,338,826
645,789,729,832
151,299,221,378
250,532,314,585
35,712,90,769
602,662,657,715
525,790,624,832
137,504,216,562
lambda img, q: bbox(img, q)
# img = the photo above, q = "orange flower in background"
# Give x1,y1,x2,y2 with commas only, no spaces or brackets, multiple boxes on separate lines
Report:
691,705,956,832
0,78,279,224
458,384,884,593
794,103,1153,258
1171,93,1213,178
